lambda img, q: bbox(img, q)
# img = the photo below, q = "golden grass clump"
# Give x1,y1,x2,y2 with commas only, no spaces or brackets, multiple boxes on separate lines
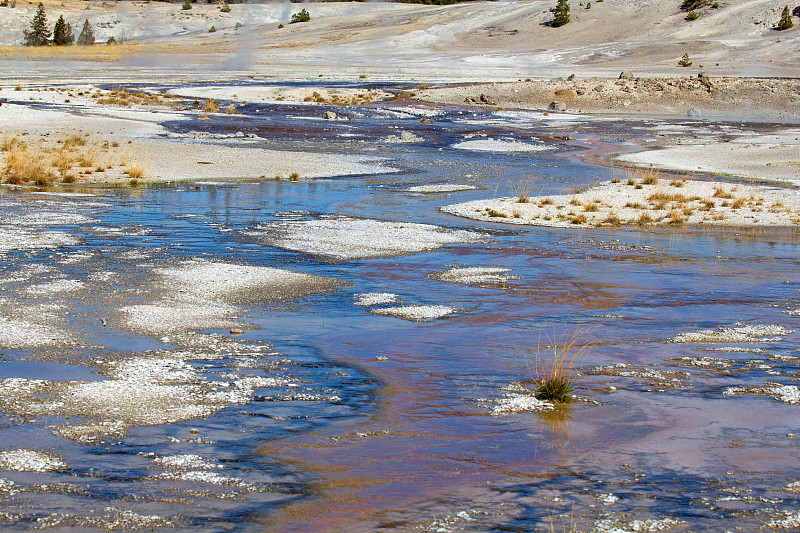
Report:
636,212,653,226
713,187,734,199
124,162,146,180
569,213,588,225
203,99,220,113
3,146,56,186
0,43,144,63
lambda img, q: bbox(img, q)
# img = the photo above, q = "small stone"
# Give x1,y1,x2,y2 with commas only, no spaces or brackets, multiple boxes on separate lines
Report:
374,356,389,361
548,100,567,112
567,73,576,81
399,130,421,142
687,107,702,117
619,71,634,80
229,328,244,335
189,428,199,435
323,110,337,120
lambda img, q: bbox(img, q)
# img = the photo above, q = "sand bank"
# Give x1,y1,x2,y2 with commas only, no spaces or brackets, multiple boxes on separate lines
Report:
443,178,800,229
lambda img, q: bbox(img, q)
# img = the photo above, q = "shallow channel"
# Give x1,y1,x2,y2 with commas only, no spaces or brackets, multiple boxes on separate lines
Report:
1,85,800,532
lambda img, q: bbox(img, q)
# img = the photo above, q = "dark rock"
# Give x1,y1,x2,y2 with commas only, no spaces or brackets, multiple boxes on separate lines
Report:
548,100,567,112
324,110,337,120
567,73,576,81
479,93,497,105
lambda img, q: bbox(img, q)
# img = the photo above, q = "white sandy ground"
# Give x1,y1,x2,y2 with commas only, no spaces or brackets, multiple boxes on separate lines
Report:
0,85,396,184
0,342,299,443
2,0,799,81
618,130,800,186
0,304,77,350
353,292,399,307
247,216,486,260
591,517,686,533
671,323,793,344
0,226,80,255
429,266,518,285
442,178,800,229
168,85,392,106
479,382,555,416
451,139,554,152
0,449,66,473
408,184,476,193
369,304,457,321
122,259,340,335
725,384,800,404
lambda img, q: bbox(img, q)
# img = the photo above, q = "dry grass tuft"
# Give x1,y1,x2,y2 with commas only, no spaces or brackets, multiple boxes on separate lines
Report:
713,187,734,199
124,162,146,180
203,99,220,113
636,212,653,226
532,330,590,403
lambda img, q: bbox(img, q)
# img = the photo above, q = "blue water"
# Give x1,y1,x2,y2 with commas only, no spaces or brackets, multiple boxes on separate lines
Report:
1,87,799,532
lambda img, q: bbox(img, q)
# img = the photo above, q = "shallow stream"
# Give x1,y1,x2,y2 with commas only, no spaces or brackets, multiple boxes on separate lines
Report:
1,84,800,532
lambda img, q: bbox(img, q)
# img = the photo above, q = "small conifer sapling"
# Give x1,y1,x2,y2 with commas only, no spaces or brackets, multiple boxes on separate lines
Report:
52,15,74,46
23,2,50,46
77,19,94,45
550,0,570,26
777,5,793,30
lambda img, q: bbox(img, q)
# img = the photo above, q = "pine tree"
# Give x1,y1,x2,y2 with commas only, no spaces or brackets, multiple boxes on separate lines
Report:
23,3,51,46
550,0,570,27
52,15,74,46
777,5,793,30
77,19,94,45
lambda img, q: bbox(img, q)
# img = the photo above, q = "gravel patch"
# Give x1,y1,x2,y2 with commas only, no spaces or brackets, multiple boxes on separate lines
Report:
0,228,79,255
671,324,792,344
123,260,340,335
408,184,476,193
0,449,67,473
153,454,222,471
353,293,400,307
480,383,555,416
0,316,75,349
26,279,85,295
0,350,292,443
248,217,486,260
451,138,553,152
725,384,800,404
429,266,517,285
370,304,457,321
